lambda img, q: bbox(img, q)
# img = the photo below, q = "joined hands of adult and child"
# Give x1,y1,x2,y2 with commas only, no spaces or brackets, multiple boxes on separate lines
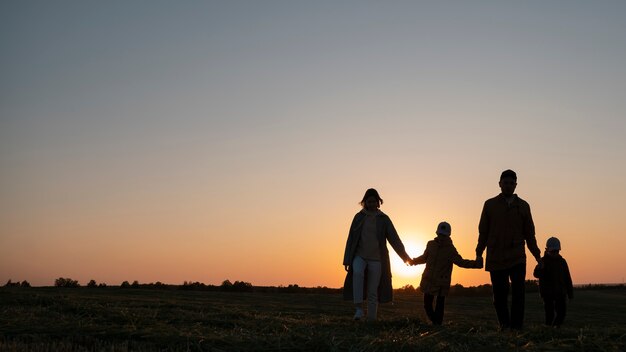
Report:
406,256,484,269
474,255,484,269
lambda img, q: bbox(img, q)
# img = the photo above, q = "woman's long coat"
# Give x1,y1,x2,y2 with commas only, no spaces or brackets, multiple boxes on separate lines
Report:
343,210,410,303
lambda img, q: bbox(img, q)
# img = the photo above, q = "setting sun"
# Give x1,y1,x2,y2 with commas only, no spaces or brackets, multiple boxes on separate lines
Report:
390,238,425,287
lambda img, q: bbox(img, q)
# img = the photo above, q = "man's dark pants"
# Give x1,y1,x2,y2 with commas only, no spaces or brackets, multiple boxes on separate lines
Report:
489,262,526,329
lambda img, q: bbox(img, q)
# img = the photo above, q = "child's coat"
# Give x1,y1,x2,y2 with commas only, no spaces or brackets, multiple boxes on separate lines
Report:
414,236,478,295
533,253,574,299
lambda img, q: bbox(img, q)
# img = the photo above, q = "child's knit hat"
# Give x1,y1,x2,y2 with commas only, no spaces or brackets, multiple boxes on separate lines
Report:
436,221,451,236
546,237,561,251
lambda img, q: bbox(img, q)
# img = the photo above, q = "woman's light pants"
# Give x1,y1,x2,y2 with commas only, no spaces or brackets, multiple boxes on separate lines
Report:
352,255,381,320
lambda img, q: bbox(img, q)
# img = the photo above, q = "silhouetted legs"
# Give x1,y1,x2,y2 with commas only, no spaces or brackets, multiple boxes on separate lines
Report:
424,293,446,325
490,269,510,328
509,263,526,329
544,299,555,325
352,256,382,320
544,296,567,326
490,262,526,330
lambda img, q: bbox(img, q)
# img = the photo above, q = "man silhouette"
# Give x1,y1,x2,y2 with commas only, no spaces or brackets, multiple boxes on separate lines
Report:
476,169,541,330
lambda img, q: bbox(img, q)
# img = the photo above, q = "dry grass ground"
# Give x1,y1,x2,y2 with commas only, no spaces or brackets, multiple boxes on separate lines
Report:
0,287,624,351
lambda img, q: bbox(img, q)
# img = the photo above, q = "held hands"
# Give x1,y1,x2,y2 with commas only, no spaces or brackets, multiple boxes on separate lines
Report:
535,256,544,269
475,255,484,269
407,258,422,266
402,255,413,266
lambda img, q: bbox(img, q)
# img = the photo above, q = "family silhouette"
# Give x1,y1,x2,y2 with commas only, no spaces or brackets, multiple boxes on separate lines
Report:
343,169,573,329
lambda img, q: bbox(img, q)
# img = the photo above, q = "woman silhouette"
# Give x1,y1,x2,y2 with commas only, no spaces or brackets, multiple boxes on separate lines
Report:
343,188,412,321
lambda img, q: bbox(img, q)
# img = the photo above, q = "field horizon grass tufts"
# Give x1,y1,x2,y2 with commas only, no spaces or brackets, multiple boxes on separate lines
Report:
1,287,624,351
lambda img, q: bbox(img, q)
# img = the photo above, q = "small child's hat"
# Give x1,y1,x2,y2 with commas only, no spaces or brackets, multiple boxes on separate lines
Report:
436,221,451,236
546,237,561,251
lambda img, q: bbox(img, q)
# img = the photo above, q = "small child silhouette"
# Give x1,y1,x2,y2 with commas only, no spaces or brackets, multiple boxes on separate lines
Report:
533,236,573,327
410,221,483,325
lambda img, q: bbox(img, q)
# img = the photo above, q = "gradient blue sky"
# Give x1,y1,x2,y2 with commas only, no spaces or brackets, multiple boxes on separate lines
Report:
1,1,625,287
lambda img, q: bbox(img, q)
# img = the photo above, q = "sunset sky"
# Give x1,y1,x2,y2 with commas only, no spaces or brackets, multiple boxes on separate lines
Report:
1,1,625,288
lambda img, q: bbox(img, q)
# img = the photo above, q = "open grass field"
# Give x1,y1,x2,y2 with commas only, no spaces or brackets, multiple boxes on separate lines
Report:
1,287,624,351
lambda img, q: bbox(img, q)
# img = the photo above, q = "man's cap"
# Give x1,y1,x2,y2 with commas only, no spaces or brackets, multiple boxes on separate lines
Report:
500,169,517,181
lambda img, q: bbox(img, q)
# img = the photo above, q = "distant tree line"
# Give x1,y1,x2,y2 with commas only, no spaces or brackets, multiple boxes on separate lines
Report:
4,278,624,294
2,278,339,294
395,281,626,296
3,280,30,287
577,283,626,290
394,280,540,297
54,277,80,287
178,280,340,294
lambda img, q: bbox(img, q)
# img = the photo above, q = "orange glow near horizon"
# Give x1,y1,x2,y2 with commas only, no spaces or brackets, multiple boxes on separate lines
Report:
1,191,623,289
2,2,626,290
